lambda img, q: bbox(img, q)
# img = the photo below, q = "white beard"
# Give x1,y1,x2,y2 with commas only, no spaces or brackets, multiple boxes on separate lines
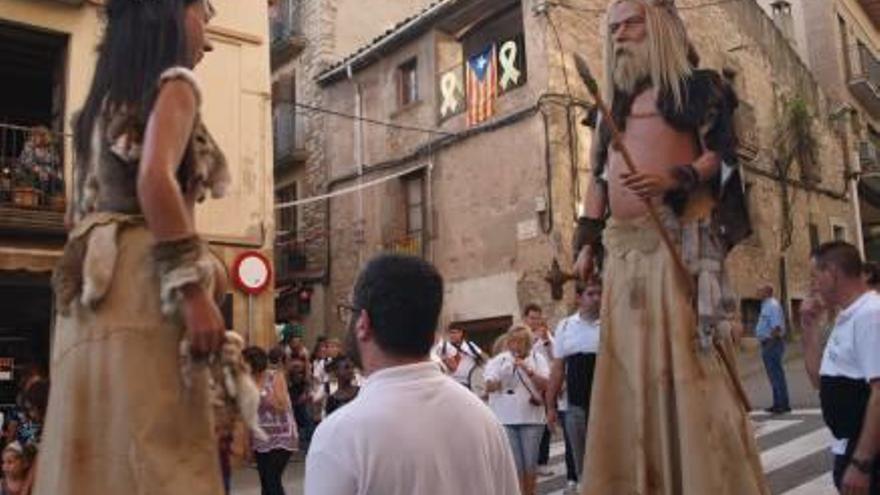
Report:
612,40,651,94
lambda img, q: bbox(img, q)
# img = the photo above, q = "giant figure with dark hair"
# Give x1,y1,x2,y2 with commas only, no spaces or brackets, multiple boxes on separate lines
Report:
572,1,768,493
36,1,230,493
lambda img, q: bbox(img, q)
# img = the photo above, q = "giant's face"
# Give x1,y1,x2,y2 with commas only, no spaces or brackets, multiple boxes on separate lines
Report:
184,0,215,67
609,1,650,93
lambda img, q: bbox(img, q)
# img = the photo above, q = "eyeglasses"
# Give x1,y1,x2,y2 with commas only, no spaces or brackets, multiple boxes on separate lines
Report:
336,303,360,325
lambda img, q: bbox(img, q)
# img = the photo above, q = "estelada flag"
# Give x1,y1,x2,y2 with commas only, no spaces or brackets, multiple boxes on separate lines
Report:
466,44,497,126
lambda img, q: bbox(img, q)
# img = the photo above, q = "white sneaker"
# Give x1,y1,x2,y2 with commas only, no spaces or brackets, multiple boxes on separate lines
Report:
565,480,578,493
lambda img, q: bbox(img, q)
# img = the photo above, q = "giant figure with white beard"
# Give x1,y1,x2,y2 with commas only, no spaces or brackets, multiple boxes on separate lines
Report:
573,1,770,493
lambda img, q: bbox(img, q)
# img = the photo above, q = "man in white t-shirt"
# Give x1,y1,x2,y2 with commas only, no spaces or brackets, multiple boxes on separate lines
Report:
546,277,602,484
434,326,487,390
811,241,880,494
305,254,518,495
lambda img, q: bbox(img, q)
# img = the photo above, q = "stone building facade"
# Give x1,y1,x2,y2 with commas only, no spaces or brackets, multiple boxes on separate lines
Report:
0,0,276,382
271,0,437,342
285,0,858,345
758,0,880,262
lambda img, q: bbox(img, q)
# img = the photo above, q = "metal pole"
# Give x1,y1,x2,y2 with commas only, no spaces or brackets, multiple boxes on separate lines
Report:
247,294,254,344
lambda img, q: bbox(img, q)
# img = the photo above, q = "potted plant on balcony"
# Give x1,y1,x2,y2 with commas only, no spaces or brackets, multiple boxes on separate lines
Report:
0,166,12,204
11,165,41,208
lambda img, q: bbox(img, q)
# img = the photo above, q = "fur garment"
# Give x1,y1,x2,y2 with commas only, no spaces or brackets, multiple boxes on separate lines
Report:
179,332,267,442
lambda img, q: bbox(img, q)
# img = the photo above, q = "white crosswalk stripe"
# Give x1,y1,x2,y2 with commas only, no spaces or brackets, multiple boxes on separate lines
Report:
537,409,837,495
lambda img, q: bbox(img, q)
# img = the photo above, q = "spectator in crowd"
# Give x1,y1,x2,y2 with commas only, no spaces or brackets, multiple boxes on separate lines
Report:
17,126,62,199
546,278,602,487
434,325,488,392
305,254,518,494
755,284,791,414
324,356,360,417
282,322,309,362
18,379,48,449
2,369,45,451
523,303,557,478
310,337,333,423
810,241,880,492
286,355,314,452
243,346,297,495
1,441,34,495
325,338,342,360
485,325,550,495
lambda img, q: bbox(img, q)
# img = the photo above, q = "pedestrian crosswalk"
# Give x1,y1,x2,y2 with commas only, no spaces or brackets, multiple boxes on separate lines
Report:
538,409,835,495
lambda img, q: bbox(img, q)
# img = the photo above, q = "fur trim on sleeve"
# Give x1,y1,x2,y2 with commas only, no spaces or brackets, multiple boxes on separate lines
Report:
158,67,202,107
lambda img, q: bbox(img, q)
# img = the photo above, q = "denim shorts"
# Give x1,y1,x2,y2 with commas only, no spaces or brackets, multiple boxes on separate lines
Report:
505,424,545,475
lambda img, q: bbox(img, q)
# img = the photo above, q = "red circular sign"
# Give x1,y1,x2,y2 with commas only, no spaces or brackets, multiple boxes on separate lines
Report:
232,251,272,295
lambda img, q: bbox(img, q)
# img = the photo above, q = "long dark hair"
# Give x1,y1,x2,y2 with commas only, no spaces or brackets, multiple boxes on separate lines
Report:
74,0,200,161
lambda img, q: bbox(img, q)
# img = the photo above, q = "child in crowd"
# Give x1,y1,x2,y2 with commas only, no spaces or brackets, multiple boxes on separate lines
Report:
1,442,33,495
324,356,360,416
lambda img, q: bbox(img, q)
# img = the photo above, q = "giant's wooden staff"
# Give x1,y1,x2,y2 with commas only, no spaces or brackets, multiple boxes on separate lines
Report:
575,54,752,410
573,54,694,297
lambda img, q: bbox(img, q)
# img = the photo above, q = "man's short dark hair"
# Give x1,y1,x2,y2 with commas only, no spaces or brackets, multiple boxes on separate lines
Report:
812,241,863,278
523,303,542,316
268,345,286,365
242,346,268,374
353,254,444,358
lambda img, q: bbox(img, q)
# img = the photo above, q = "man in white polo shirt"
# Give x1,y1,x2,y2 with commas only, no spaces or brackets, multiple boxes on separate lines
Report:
810,241,880,494
545,277,602,484
305,254,519,495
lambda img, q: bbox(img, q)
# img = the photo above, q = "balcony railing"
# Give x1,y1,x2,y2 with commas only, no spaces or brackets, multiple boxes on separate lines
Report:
273,102,307,168
274,239,308,284
848,43,880,116
0,123,68,235
384,233,424,258
270,0,306,67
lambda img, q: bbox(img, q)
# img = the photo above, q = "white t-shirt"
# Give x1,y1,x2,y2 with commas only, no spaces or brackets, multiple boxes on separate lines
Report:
553,313,601,358
820,290,880,454
532,333,554,364
305,362,519,495
531,333,568,410
433,340,484,385
484,351,550,425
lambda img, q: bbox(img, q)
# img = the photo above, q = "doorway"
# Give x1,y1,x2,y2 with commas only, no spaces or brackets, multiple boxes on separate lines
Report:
0,272,52,406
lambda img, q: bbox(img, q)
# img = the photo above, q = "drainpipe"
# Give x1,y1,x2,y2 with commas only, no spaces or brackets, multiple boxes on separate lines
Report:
425,151,435,262
347,63,366,265
851,169,866,258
